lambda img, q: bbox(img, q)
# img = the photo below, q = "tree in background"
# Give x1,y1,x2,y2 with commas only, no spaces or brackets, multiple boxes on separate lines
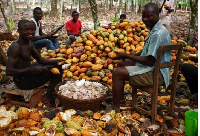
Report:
58,0,64,22
0,0,14,33
50,0,58,17
187,0,198,45
88,0,100,30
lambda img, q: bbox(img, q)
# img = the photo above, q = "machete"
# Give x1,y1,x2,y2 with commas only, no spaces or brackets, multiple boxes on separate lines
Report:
159,0,167,13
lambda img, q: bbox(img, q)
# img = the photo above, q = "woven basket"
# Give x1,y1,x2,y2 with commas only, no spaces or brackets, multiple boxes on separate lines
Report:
55,79,107,112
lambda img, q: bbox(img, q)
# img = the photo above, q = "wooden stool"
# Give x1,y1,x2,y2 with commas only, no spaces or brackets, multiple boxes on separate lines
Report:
3,88,42,108
130,44,183,123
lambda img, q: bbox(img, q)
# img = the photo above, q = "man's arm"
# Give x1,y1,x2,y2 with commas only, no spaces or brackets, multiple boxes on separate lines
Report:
78,28,82,36
127,54,156,66
111,51,156,66
31,44,62,65
31,21,55,41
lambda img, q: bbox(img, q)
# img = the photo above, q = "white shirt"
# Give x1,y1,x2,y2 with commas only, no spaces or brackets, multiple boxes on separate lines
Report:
157,0,175,25
30,18,40,36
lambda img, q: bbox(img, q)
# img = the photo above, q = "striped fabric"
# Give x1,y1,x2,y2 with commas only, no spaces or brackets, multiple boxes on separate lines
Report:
126,20,171,88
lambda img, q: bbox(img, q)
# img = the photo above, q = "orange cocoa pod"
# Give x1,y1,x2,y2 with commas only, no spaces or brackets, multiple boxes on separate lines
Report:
50,68,60,74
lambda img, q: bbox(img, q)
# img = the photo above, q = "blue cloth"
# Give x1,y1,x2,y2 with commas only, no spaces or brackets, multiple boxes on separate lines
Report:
126,20,171,88
32,37,60,50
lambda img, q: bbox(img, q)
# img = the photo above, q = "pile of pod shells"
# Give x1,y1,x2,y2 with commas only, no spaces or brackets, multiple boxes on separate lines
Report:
1,106,182,136
40,19,197,90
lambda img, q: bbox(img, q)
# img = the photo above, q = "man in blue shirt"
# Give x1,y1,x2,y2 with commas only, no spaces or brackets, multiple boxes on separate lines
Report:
110,3,171,112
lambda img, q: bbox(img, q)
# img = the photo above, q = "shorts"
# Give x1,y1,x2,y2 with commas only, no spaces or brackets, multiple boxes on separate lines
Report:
129,70,164,87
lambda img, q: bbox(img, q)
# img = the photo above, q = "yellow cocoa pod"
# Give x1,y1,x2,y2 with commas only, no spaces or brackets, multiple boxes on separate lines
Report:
92,64,103,71
140,36,145,42
108,52,116,58
90,30,97,36
171,40,177,45
109,33,115,42
50,68,60,74
114,48,125,53
123,42,130,48
97,35,103,40
119,22,128,27
96,40,105,46
66,48,74,55
86,40,93,46
127,37,133,43
133,35,141,42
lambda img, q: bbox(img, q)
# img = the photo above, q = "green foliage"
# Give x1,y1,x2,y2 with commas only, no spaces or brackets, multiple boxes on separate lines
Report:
111,16,119,23
9,18,15,32
179,1,190,6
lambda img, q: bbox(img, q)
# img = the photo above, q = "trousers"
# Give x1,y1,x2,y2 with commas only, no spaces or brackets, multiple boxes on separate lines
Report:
179,64,198,94
32,37,60,50
13,62,63,94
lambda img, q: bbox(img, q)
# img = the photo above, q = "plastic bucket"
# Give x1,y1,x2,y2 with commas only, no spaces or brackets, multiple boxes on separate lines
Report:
185,110,198,136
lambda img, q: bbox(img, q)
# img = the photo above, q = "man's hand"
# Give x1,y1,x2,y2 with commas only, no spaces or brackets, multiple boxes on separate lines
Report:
110,51,128,60
45,33,54,38
164,7,174,13
31,66,48,73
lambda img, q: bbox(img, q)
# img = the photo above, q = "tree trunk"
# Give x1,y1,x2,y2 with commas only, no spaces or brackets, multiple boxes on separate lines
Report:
10,0,15,14
135,0,138,20
124,0,127,12
104,0,108,13
187,0,198,45
77,0,80,12
0,1,11,33
127,0,130,11
70,0,73,10
27,0,30,10
114,1,118,18
109,0,112,10
137,0,142,13
58,0,63,22
88,0,100,30
32,0,36,7
119,0,122,16
50,0,58,17
131,0,133,11
79,0,81,10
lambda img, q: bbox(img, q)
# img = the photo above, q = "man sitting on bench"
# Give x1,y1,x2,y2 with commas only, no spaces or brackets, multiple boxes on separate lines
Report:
6,19,63,105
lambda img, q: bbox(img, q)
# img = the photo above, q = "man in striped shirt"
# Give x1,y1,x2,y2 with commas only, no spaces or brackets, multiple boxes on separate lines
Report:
110,3,171,112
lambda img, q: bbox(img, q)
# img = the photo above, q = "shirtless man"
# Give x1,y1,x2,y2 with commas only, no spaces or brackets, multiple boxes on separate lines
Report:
6,19,63,104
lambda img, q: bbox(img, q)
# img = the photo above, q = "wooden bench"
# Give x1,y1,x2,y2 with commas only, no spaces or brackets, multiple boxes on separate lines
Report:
3,88,42,108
